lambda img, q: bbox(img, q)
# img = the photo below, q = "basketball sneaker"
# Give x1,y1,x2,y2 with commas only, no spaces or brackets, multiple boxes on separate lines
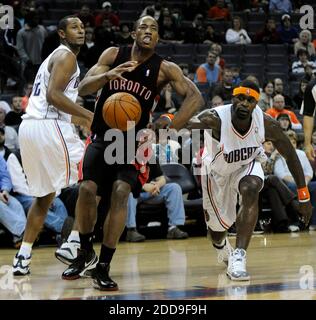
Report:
92,263,118,291
62,248,98,280
226,248,250,281
55,240,80,265
214,237,233,265
12,254,31,276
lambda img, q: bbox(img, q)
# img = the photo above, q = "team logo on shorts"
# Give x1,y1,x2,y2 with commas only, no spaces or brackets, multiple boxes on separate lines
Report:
204,210,210,222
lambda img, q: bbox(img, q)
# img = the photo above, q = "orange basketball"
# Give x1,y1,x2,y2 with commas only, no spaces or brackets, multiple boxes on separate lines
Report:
102,92,142,131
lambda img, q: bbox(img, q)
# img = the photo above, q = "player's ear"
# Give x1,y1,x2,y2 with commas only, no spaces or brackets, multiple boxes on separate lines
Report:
131,31,136,40
57,29,66,40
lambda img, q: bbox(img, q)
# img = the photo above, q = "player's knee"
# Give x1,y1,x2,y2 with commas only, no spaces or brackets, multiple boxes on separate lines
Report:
239,180,261,198
111,181,131,208
79,180,97,200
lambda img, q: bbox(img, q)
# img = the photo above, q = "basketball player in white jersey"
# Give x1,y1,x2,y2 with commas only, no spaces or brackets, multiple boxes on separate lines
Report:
189,79,312,281
12,16,94,275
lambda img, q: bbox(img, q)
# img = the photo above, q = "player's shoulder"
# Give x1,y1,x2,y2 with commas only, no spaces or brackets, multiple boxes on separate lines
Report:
98,46,120,65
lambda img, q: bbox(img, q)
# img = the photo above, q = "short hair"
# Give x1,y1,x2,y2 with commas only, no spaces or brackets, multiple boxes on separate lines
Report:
239,79,260,94
133,15,158,31
58,15,78,32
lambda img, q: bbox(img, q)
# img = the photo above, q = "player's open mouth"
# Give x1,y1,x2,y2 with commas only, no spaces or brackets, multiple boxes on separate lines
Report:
143,36,151,44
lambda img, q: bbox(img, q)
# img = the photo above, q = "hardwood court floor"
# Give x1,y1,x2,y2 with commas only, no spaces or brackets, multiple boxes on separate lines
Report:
0,232,316,300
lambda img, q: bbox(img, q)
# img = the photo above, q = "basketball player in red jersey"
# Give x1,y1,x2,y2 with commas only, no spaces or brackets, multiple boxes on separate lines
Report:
61,15,204,290
188,80,312,281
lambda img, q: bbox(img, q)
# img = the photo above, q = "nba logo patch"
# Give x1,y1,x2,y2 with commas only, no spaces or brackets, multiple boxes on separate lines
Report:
145,69,150,77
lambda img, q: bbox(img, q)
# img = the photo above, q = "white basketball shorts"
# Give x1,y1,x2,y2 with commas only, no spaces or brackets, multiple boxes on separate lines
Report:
201,160,264,232
19,119,85,197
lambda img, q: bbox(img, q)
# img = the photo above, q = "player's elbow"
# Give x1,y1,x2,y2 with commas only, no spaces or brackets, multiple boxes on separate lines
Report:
195,93,205,112
46,89,60,106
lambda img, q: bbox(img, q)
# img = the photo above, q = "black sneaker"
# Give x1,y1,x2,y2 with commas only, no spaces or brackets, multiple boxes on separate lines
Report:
62,248,98,280
93,263,118,291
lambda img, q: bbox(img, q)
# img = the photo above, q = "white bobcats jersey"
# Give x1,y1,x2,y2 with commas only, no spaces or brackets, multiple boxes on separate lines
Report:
202,104,266,176
23,44,80,122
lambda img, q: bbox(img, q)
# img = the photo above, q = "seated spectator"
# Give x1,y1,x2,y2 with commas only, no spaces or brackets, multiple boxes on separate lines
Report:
141,1,163,20
269,0,292,13
158,14,182,44
6,150,69,239
273,78,295,110
276,14,299,45
75,4,95,27
0,155,26,247
266,94,302,130
95,1,119,29
261,140,301,232
78,26,95,66
293,79,309,109
258,80,274,111
294,30,315,59
184,14,206,44
210,95,224,108
208,0,231,21
5,96,24,131
210,43,225,70
274,130,316,230
304,65,316,82
231,67,241,86
126,162,188,242
254,17,281,44
225,16,252,45
194,51,221,87
0,107,19,152
276,113,292,131
292,49,316,75
0,101,11,114
115,23,133,45
203,23,224,44
209,68,234,101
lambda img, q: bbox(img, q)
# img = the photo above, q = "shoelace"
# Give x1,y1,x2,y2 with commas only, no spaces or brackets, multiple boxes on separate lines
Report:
230,255,246,273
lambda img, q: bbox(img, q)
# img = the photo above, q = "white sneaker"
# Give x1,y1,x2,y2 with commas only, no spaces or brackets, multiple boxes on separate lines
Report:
226,248,250,281
55,240,80,265
215,238,233,265
12,254,31,276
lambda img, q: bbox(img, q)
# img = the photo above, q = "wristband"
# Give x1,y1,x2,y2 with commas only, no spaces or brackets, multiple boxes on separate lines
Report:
297,187,310,203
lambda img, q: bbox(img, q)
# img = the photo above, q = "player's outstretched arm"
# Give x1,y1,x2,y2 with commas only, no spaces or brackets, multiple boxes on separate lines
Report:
186,109,221,130
78,47,138,96
47,50,93,124
159,61,204,130
264,114,312,225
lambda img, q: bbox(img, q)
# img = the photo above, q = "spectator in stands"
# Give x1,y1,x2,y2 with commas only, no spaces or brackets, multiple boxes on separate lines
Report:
276,14,299,45
254,17,281,44
5,96,24,131
208,0,231,21
75,4,95,27
209,68,234,101
231,67,241,86
0,155,26,248
211,95,224,108
41,29,59,61
0,108,19,152
16,10,47,84
126,162,188,242
258,80,274,111
194,51,221,87
304,65,316,82
246,75,261,89
6,149,70,239
292,49,316,75
95,1,119,29
261,140,301,233
0,101,11,115
78,26,95,66
293,79,309,109
115,23,133,45
21,82,33,111
276,113,292,131
266,94,302,130
203,23,224,44
274,130,316,230
184,13,206,44
210,43,225,70
269,0,292,14
225,16,252,45
273,78,295,109
158,14,182,44
294,30,315,59
141,1,163,20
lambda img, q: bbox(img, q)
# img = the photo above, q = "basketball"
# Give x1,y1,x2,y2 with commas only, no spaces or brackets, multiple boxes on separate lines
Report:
102,92,142,131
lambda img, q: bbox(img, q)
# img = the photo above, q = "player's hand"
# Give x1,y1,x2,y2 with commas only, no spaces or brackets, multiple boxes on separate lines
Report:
304,143,315,161
0,190,9,204
105,61,138,82
298,201,313,227
151,182,160,196
151,117,172,131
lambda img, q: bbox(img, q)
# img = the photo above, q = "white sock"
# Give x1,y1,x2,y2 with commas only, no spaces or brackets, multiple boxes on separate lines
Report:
168,225,176,231
67,230,80,242
18,242,33,258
